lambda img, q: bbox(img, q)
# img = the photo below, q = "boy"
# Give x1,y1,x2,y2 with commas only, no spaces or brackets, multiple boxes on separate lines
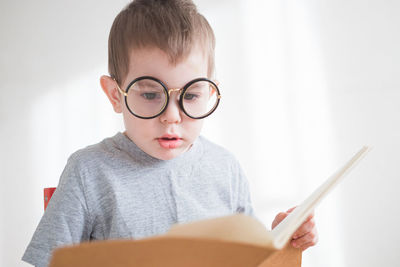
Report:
22,0,317,266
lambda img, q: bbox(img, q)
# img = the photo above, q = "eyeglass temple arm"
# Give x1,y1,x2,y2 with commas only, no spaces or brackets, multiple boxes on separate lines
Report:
117,86,128,96
113,79,128,97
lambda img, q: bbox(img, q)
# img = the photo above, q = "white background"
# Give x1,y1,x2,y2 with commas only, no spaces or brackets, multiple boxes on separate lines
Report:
1,0,399,266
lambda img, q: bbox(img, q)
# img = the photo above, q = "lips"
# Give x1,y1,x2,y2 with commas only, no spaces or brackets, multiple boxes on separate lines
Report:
157,134,183,149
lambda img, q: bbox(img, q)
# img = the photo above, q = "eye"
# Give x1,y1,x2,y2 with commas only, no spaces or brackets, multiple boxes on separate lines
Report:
141,92,159,100
183,93,199,100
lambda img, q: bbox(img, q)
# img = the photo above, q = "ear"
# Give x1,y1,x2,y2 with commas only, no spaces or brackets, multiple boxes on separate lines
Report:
100,75,123,113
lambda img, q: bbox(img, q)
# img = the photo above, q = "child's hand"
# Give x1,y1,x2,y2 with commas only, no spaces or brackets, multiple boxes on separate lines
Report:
271,206,318,251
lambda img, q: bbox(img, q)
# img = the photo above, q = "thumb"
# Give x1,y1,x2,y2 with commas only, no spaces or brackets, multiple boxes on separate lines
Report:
286,206,297,213
271,212,289,229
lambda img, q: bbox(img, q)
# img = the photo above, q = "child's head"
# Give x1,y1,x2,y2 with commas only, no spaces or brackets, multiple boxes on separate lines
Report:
100,0,220,160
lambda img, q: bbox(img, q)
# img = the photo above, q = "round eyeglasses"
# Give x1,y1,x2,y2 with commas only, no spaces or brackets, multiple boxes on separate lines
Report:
115,76,221,119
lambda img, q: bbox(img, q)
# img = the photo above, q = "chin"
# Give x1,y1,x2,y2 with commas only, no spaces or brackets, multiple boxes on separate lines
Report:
157,155,177,161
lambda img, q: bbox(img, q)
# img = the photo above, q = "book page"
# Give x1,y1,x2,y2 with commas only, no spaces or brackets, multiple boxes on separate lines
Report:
271,146,371,249
165,213,275,248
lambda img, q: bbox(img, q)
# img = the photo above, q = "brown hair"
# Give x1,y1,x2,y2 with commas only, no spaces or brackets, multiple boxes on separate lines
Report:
108,0,216,86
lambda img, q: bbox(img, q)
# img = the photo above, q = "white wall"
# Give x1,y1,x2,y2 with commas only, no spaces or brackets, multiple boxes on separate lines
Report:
0,1,129,266
1,0,399,266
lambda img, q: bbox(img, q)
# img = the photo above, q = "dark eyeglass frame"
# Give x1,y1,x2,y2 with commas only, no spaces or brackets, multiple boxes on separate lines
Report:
115,76,222,120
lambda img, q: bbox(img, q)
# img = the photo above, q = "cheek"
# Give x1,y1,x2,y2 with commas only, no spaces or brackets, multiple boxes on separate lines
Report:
123,113,155,138
184,119,204,137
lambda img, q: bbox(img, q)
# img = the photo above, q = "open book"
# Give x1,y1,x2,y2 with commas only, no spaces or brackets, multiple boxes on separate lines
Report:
49,146,370,267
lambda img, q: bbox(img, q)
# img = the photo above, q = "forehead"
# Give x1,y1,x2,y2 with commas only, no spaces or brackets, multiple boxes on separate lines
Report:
125,46,208,88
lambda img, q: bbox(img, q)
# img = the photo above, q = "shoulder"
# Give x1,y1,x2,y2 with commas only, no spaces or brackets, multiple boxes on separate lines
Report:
197,135,240,165
197,136,250,194
65,134,121,173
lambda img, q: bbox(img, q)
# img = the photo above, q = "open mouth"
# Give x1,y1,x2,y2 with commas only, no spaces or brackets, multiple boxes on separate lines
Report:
161,137,179,141
157,136,182,149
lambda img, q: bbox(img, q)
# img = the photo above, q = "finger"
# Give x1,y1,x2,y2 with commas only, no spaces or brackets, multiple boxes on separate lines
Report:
304,210,315,221
293,218,316,239
298,233,319,251
291,230,318,250
271,212,288,229
286,206,297,213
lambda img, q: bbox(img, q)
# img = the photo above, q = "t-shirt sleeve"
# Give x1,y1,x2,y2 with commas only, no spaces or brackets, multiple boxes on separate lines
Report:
22,156,93,267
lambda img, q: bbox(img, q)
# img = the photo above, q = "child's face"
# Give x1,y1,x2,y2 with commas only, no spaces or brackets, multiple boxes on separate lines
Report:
106,47,208,160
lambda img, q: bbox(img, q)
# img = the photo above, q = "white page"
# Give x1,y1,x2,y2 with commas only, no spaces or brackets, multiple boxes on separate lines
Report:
271,146,371,249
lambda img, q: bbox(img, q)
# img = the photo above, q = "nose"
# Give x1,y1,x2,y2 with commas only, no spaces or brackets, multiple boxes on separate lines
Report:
159,92,182,124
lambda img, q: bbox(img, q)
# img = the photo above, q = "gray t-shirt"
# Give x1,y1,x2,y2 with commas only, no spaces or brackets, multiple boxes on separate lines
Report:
22,132,254,267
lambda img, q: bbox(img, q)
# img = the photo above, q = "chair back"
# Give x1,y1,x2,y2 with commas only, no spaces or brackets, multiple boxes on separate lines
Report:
44,187,57,211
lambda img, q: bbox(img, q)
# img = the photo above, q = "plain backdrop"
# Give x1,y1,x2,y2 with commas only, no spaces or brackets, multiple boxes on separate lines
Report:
1,0,399,266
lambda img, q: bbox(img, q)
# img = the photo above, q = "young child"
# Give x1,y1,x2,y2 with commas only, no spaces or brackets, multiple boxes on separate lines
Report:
22,0,317,266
